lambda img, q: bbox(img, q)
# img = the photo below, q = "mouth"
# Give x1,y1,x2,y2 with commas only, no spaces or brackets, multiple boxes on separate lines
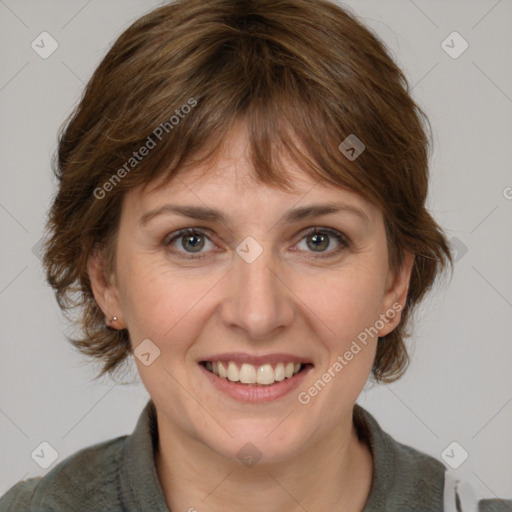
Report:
199,360,314,387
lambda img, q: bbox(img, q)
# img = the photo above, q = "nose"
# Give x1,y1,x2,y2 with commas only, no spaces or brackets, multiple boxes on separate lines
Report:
220,240,295,340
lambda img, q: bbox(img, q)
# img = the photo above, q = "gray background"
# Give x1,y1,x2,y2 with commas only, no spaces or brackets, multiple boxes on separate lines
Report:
1,0,511,502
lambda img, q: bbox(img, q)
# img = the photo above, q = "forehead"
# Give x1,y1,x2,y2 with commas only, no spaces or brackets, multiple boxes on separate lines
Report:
128,121,377,217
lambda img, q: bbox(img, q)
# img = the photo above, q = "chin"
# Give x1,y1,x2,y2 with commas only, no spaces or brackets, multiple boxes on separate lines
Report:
200,420,309,467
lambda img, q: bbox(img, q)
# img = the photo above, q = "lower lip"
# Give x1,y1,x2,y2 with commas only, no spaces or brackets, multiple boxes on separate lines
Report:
198,363,313,403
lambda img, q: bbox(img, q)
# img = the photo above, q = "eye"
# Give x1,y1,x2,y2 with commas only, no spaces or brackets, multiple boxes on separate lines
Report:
165,228,215,258
164,227,350,259
295,227,350,258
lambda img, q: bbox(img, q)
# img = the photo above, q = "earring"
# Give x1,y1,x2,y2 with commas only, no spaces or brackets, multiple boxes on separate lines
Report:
107,316,118,328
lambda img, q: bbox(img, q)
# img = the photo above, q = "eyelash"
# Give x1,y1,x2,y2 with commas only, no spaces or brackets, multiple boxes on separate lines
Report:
164,227,350,260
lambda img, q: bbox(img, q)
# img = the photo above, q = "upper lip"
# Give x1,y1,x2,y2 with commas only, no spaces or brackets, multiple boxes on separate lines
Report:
199,352,313,366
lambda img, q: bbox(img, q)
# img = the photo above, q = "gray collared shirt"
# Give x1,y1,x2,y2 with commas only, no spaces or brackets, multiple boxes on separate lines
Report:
1,400,510,511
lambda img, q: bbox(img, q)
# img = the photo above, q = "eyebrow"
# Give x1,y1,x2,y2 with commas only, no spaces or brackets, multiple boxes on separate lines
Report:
139,201,370,226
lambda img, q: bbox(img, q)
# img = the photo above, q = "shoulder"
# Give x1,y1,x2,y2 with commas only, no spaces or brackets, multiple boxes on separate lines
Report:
478,500,512,512
0,434,128,512
443,472,512,512
353,405,512,512
380,426,447,508
382,425,512,512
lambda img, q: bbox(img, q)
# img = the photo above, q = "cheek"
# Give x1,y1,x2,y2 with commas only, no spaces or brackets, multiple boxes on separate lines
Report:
296,264,387,341
289,269,384,424
118,254,219,344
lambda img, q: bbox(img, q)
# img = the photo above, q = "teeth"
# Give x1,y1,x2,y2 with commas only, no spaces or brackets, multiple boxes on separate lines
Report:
257,364,275,385
218,362,227,378
205,360,304,386
227,361,239,382
240,363,257,384
274,363,285,382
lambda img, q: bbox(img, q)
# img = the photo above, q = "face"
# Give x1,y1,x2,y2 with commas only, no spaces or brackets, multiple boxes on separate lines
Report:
89,122,413,465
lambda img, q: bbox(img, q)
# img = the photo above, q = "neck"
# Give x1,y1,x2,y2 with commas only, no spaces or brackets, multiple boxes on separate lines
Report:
155,410,373,512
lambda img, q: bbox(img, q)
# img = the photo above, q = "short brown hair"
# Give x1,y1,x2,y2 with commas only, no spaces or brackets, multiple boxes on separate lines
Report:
43,0,452,383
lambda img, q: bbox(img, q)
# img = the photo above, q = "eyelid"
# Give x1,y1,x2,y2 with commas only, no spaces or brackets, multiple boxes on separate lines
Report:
164,226,350,258
164,227,216,251
294,226,351,258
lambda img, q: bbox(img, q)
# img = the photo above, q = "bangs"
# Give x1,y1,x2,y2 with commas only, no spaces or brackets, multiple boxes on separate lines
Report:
136,74,381,210
86,8,392,209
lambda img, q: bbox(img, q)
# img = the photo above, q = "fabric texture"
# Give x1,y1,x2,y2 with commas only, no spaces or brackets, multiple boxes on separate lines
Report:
1,400,510,511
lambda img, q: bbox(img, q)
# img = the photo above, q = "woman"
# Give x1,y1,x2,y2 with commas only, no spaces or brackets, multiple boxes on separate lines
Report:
0,0,509,510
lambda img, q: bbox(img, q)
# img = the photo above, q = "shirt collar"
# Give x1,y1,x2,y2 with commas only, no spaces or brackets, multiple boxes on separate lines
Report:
119,399,443,511
354,403,445,511
120,399,170,511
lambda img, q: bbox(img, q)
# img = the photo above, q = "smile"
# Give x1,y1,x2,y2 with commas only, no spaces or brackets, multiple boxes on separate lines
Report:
201,361,310,386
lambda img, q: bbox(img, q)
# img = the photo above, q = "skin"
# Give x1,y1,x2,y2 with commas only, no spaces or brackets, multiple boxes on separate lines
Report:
88,120,414,512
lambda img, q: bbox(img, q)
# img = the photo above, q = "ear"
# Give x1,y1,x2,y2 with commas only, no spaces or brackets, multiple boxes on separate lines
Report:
87,250,126,330
377,250,415,337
